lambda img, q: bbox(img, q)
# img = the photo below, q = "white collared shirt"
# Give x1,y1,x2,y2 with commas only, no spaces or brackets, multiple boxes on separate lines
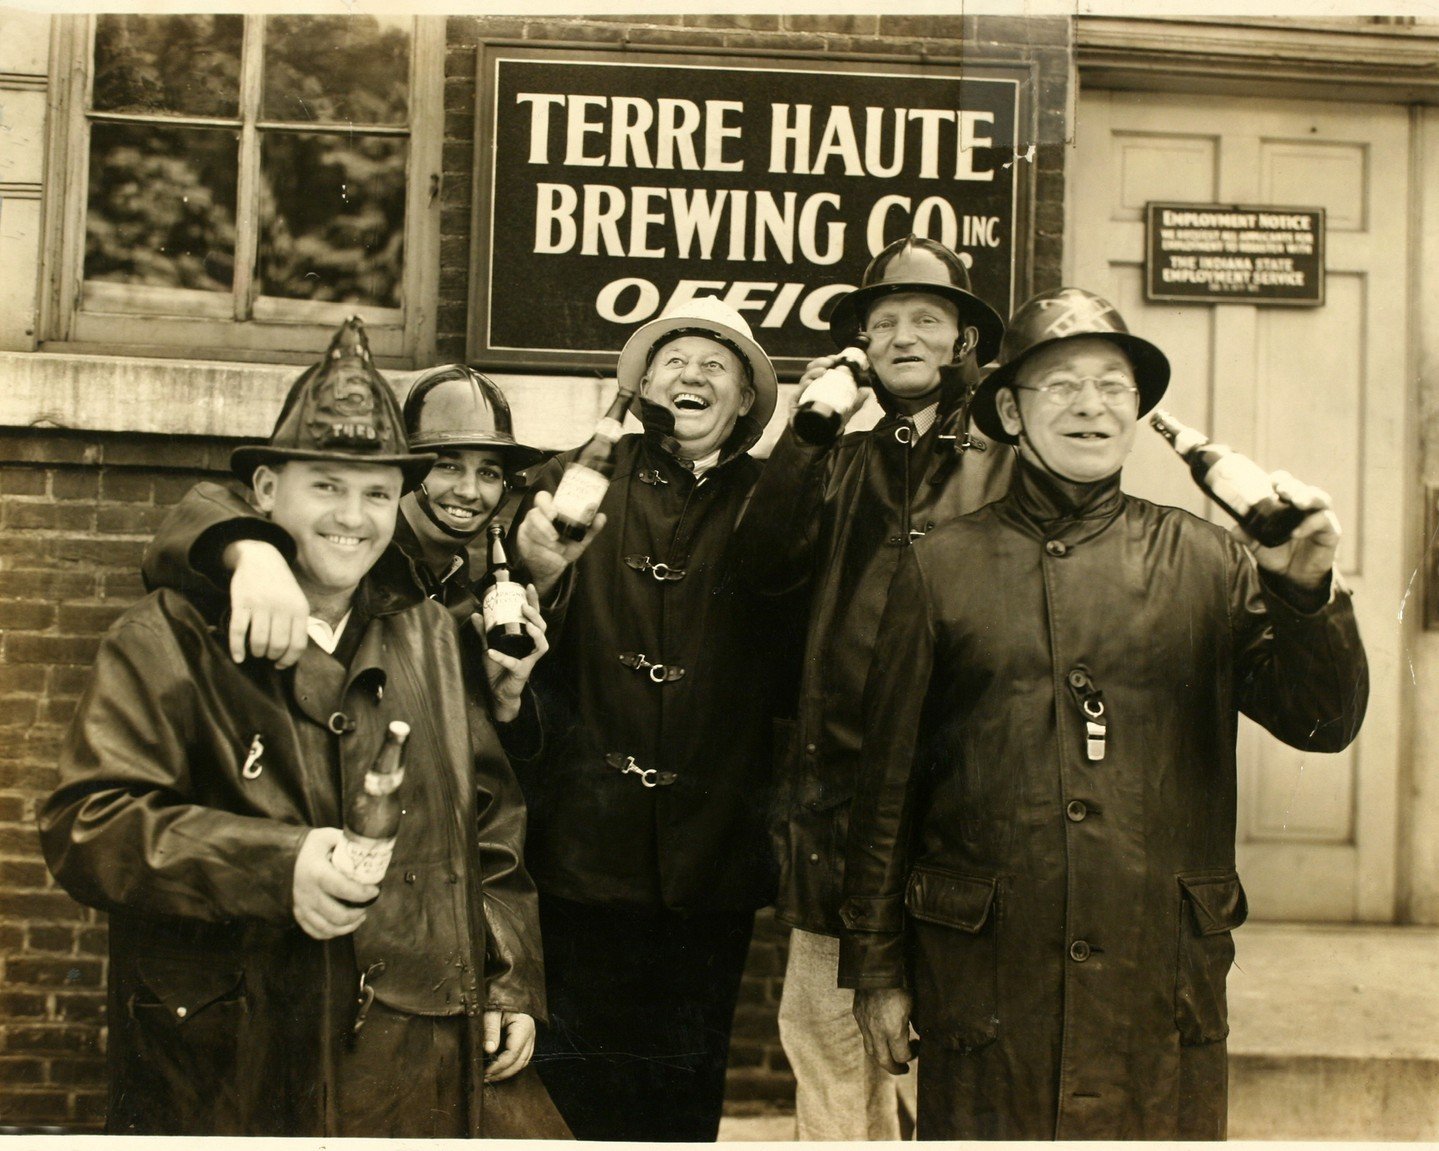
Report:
306,610,352,655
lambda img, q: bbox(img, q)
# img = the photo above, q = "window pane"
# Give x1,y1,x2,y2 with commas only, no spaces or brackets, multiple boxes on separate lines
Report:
92,15,242,118
262,16,410,126
85,122,238,291
258,133,406,308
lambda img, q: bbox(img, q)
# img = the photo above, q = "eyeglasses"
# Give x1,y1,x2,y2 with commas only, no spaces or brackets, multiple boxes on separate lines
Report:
1015,374,1139,408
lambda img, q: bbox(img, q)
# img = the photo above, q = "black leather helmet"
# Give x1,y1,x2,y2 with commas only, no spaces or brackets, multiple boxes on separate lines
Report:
403,364,543,474
970,287,1171,444
827,234,1005,363
231,317,435,492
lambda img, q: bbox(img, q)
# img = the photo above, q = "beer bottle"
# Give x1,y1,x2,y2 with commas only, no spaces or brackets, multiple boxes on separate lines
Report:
792,339,871,446
479,523,534,658
1150,408,1307,547
333,720,408,886
550,386,634,542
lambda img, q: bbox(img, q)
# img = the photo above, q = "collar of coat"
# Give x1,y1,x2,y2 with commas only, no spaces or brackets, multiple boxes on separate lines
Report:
1010,454,1125,526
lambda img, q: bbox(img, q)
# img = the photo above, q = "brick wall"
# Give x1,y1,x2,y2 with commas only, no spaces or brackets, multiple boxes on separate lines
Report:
0,428,237,1130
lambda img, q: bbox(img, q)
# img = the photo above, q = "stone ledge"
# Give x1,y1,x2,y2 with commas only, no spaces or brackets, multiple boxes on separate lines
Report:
0,351,800,458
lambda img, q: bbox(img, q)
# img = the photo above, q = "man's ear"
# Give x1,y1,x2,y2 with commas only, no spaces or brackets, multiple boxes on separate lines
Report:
252,464,280,513
738,384,755,417
953,325,979,363
996,386,1024,439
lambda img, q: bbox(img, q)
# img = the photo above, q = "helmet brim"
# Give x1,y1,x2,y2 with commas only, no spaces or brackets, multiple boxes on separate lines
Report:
616,313,778,429
230,446,437,494
970,332,1171,444
403,431,546,475
829,281,1006,365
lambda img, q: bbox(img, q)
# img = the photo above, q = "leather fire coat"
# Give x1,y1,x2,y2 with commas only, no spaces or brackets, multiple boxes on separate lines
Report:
837,461,1369,1139
733,370,1013,934
512,400,803,914
39,545,544,1136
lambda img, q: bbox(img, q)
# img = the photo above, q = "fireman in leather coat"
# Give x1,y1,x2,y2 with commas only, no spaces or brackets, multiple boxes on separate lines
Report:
40,322,550,1137
840,289,1369,1139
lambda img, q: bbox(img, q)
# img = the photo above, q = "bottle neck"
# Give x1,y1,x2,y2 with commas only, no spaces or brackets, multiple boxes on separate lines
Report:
602,387,636,424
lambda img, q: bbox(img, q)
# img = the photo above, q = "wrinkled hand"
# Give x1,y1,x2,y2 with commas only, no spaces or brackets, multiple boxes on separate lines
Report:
223,539,310,668
482,1010,537,1082
515,491,607,600
1231,470,1341,591
472,584,549,723
793,353,872,425
291,827,381,941
853,987,915,1075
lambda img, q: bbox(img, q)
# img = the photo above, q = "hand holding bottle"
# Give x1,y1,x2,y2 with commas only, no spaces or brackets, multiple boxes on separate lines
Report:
516,490,608,600
1229,469,1341,591
792,344,873,445
472,583,550,723
291,827,380,940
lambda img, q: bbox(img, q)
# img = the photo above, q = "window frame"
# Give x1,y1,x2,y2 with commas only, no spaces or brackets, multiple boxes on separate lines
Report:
39,13,443,367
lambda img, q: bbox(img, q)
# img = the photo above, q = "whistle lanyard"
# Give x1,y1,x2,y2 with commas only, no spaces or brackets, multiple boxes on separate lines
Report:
1065,666,1107,762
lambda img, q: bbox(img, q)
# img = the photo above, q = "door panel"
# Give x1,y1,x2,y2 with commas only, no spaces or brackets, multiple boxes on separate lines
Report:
1070,89,1407,921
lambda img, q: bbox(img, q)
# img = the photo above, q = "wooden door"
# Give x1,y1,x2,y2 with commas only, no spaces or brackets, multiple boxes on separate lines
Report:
1069,89,1409,921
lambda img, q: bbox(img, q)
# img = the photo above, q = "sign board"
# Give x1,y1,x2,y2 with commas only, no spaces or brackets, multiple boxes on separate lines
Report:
472,46,1032,375
1145,203,1325,305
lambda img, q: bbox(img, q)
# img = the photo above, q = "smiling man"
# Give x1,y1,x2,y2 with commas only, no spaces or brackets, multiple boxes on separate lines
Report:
39,319,549,1137
839,288,1369,1139
733,235,1013,1140
505,296,805,1141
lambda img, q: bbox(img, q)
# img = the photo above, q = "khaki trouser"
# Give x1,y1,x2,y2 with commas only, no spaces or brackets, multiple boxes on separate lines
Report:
778,927,917,1140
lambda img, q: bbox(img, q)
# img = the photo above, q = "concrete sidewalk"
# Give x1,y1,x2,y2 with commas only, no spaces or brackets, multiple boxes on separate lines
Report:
1228,923,1439,1139
720,923,1439,1141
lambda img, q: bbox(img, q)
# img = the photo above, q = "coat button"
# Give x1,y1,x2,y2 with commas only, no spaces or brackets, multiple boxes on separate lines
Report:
1066,800,1088,822
1067,669,1088,689
805,743,818,754
404,871,417,884
1045,539,1069,557
1070,939,1091,962
175,1005,188,1019
809,853,821,864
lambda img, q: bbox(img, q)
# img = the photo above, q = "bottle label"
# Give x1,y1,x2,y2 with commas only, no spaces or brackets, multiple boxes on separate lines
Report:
1207,454,1275,515
483,581,528,629
333,830,395,885
361,766,403,797
799,364,860,414
552,464,609,525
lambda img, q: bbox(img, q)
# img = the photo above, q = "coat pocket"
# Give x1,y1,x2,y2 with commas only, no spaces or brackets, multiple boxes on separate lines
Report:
120,956,250,1132
905,866,999,1053
1174,871,1248,1046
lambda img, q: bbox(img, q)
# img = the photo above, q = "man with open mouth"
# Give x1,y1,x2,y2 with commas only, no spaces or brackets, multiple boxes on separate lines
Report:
504,295,804,1142
734,234,1015,1141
